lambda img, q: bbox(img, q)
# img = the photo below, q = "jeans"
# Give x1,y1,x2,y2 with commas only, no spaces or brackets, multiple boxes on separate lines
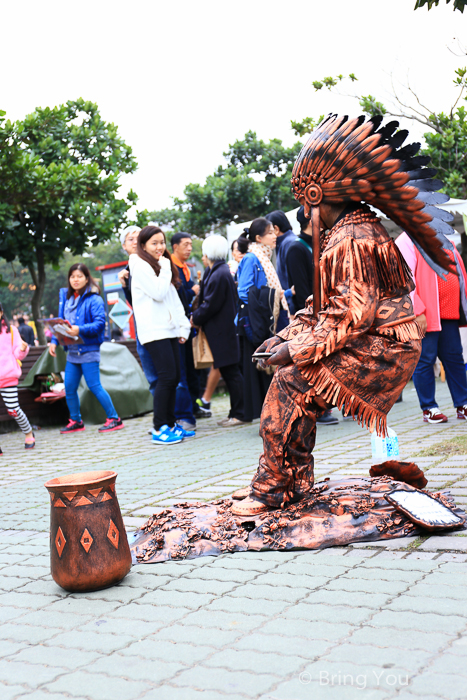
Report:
219,363,244,420
136,337,158,395
143,338,181,430
65,361,118,422
175,343,196,424
413,319,467,410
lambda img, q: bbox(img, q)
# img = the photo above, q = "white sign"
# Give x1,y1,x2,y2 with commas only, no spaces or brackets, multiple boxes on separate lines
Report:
107,292,119,304
109,299,133,330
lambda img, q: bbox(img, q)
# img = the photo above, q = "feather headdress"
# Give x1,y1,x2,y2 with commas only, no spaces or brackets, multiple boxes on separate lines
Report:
291,114,455,280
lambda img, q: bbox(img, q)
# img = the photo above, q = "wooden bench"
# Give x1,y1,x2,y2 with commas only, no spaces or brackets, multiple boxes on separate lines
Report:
0,341,143,431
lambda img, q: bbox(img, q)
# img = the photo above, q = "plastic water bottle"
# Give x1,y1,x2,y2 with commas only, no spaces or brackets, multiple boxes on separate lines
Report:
371,427,399,460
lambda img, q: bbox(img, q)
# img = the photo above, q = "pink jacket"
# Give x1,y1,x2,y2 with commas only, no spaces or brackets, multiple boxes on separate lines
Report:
0,325,30,389
396,232,467,333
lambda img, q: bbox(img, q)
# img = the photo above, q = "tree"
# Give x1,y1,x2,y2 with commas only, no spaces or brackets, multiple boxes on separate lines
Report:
414,0,467,11
293,68,467,199
150,131,303,236
0,99,137,343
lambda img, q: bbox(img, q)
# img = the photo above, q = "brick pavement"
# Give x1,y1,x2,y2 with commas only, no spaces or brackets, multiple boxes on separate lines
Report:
0,379,466,699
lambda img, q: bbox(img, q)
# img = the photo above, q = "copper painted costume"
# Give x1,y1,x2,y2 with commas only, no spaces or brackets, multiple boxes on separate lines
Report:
250,208,423,508
247,113,456,510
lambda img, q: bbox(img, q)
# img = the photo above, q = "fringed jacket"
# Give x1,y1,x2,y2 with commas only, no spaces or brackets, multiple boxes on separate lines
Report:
278,208,423,435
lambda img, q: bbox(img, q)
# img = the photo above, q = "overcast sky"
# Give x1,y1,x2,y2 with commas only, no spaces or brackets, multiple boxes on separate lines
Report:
2,0,466,215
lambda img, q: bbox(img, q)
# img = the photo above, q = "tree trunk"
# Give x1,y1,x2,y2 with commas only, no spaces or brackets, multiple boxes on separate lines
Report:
29,247,47,345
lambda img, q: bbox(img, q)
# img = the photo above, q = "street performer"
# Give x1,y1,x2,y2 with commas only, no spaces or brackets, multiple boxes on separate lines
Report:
232,114,455,516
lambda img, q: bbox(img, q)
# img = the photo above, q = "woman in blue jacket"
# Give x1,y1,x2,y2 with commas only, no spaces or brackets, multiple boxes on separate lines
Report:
236,217,290,421
49,263,123,434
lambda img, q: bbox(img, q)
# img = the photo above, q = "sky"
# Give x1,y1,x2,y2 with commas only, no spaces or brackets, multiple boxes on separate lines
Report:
2,0,466,216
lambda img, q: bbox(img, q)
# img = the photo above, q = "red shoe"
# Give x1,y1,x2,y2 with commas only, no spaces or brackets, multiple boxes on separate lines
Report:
98,417,124,433
423,408,448,424
457,405,467,420
60,420,85,434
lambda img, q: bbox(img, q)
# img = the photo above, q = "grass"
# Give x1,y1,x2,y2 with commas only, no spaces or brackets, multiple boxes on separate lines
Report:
414,434,467,458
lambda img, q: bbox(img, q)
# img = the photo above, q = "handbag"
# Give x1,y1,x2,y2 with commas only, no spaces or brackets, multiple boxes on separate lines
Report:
192,328,214,369
10,326,22,367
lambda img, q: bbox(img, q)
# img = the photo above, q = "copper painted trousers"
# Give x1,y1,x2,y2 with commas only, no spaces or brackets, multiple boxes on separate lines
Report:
250,363,329,509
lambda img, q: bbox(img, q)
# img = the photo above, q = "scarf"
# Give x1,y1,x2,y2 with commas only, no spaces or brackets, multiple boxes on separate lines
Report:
171,254,190,282
249,242,288,313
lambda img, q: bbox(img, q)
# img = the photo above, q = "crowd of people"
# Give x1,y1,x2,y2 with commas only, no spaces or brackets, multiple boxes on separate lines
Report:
2,204,467,453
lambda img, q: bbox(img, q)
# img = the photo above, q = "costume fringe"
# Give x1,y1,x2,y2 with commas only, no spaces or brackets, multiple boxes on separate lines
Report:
304,363,388,437
376,320,423,343
321,236,413,306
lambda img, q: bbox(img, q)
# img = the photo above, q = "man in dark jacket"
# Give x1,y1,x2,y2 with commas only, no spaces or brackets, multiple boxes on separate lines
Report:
192,235,244,426
286,207,338,425
17,317,35,346
265,210,297,291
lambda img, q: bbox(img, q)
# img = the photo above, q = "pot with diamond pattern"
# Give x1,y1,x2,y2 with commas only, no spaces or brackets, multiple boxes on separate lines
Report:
44,470,132,592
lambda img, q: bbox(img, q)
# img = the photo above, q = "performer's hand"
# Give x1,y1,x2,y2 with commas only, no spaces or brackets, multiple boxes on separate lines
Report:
49,344,56,357
266,342,291,366
67,325,80,337
255,336,283,355
416,313,427,335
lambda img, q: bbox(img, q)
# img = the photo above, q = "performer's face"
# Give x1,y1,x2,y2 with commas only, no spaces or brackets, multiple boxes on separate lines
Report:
258,224,277,249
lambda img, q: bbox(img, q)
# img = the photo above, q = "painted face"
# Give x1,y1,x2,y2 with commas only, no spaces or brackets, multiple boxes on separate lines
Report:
123,231,139,255
69,270,88,292
143,232,166,260
174,237,192,261
258,224,277,249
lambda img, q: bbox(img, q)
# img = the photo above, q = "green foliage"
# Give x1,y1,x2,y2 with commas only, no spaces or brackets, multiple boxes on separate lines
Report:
290,116,325,137
424,106,467,198
358,95,387,117
0,237,126,319
0,99,137,341
414,0,466,11
150,131,303,236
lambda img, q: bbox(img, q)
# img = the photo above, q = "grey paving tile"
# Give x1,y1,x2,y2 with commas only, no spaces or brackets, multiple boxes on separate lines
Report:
45,670,151,700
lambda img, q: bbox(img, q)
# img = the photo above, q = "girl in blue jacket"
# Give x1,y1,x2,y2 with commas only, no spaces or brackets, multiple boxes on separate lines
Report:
49,263,123,434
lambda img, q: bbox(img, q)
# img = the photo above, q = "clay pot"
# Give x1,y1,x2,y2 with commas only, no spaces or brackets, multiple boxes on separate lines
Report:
44,470,132,592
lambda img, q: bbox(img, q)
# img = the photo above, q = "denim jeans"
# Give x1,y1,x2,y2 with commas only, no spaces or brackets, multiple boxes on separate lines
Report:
413,319,467,410
136,337,158,395
65,361,118,422
137,335,195,424
175,342,196,425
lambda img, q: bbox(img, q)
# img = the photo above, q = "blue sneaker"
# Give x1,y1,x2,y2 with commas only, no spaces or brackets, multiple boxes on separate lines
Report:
152,425,183,445
171,423,196,439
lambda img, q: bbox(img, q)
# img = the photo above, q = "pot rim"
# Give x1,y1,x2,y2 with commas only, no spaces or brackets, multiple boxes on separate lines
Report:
44,470,117,490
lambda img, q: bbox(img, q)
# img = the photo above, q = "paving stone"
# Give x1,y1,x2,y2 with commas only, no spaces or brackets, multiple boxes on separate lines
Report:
419,536,467,552
106,603,190,623
0,623,63,644
409,672,467,698
11,645,104,669
86,654,185,683
323,643,432,670
119,638,214,664
370,609,467,634
0,684,32,700
349,626,452,651
204,596,289,617
304,588,391,609
180,609,267,632
171,665,276,697
0,658,67,687
229,583,312,602
204,648,305,675
45,669,151,700
154,623,240,647
259,618,352,641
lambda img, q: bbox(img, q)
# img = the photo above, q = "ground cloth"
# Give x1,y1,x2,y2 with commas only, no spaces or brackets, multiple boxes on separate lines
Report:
130,475,466,564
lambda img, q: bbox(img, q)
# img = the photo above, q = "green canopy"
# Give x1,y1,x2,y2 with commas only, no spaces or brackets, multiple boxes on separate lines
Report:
22,342,153,424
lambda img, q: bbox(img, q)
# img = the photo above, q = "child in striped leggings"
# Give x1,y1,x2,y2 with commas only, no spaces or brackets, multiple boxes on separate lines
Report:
0,303,35,452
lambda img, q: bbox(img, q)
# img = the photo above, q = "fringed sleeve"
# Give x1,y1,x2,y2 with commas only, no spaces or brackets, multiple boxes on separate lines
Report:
288,234,380,368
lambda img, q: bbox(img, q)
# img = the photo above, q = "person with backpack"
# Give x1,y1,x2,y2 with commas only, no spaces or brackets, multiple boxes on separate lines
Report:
236,218,288,421
0,302,35,451
49,264,124,434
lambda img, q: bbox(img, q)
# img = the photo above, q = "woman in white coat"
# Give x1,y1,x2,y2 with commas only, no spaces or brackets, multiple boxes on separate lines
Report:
130,226,191,445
